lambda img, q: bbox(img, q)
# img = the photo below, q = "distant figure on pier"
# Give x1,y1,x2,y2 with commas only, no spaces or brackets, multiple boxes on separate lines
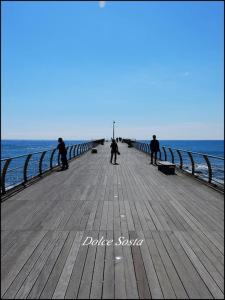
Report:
110,139,120,164
150,135,159,165
57,137,69,170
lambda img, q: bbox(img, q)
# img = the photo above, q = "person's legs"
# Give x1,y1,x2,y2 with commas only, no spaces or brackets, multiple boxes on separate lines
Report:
114,152,117,164
150,152,153,164
154,151,157,164
110,152,113,163
61,153,68,169
61,154,66,170
65,155,69,169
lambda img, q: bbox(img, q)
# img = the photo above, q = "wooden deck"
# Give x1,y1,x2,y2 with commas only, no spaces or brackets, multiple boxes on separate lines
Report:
1,142,224,299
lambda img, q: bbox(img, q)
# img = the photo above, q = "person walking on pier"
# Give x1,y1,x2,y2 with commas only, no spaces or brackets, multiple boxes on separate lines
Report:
150,135,159,165
110,139,119,164
57,137,69,170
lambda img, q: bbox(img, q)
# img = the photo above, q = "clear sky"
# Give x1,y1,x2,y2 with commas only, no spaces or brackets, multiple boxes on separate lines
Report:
2,1,224,140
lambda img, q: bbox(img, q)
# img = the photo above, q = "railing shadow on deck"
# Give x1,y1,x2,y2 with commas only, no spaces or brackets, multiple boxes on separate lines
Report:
123,139,224,192
0,139,105,199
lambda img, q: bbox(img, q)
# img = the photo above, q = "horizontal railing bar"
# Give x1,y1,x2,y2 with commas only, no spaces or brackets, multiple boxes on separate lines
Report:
0,142,93,161
1,149,55,161
1,139,105,196
161,147,224,160
131,141,224,189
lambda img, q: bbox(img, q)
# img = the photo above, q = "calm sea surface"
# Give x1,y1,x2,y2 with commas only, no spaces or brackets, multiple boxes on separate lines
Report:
1,140,224,159
1,140,224,187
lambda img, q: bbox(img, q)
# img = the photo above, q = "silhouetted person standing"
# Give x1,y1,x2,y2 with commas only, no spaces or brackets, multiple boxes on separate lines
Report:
110,139,119,164
57,137,69,170
150,135,159,165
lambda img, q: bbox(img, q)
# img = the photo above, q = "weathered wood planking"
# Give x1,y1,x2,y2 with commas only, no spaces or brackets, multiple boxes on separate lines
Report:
1,142,224,299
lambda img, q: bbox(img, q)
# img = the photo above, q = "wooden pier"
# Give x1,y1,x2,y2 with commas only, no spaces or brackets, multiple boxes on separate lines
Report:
1,141,224,299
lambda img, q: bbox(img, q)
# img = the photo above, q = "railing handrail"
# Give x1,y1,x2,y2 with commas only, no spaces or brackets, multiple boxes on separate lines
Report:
162,146,224,160
0,142,86,161
133,141,224,160
130,140,224,188
1,139,105,196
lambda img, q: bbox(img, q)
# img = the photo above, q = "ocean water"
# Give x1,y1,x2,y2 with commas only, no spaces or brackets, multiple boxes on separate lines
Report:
139,140,224,157
2,140,224,159
1,139,224,190
1,140,86,159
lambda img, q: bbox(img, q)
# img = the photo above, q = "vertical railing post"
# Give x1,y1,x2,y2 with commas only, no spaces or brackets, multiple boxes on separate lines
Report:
168,148,174,164
1,158,12,195
69,146,73,160
203,154,212,183
144,144,147,153
162,147,167,161
24,154,32,183
39,151,47,175
159,149,162,160
50,149,57,169
147,144,150,156
73,145,77,157
176,150,183,169
187,152,195,175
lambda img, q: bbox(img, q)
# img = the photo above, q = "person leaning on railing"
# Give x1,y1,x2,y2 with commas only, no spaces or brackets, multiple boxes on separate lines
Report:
57,137,69,170
150,135,160,165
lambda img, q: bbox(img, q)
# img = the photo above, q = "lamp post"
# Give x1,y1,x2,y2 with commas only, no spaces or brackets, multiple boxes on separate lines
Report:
113,121,115,139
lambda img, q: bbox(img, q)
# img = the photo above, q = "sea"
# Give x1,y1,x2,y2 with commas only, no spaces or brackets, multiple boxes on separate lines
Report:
1,140,224,189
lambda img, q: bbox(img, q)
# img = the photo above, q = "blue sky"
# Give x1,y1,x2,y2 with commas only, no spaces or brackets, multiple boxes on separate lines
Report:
2,1,224,139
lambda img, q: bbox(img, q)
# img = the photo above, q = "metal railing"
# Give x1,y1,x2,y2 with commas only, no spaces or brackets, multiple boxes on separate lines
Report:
1,139,105,196
130,141,224,189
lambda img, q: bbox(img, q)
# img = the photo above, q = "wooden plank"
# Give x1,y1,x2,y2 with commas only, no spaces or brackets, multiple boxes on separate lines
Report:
138,231,163,299
65,232,89,299
2,231,56,299
52,231,83,299
27,231,69,299
168,231,213,299
179,231,224,292
189,230,224,272
151,231,188,298
114,230,127,299
15,231,61,299
146,235,176,299
89,230,106,299
1,230,47,297
77,231,98,299
121,229,139,299
102,230,114,299
39,231,77,299
174,231,224,299
130,231,151,299
159,231,202,299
